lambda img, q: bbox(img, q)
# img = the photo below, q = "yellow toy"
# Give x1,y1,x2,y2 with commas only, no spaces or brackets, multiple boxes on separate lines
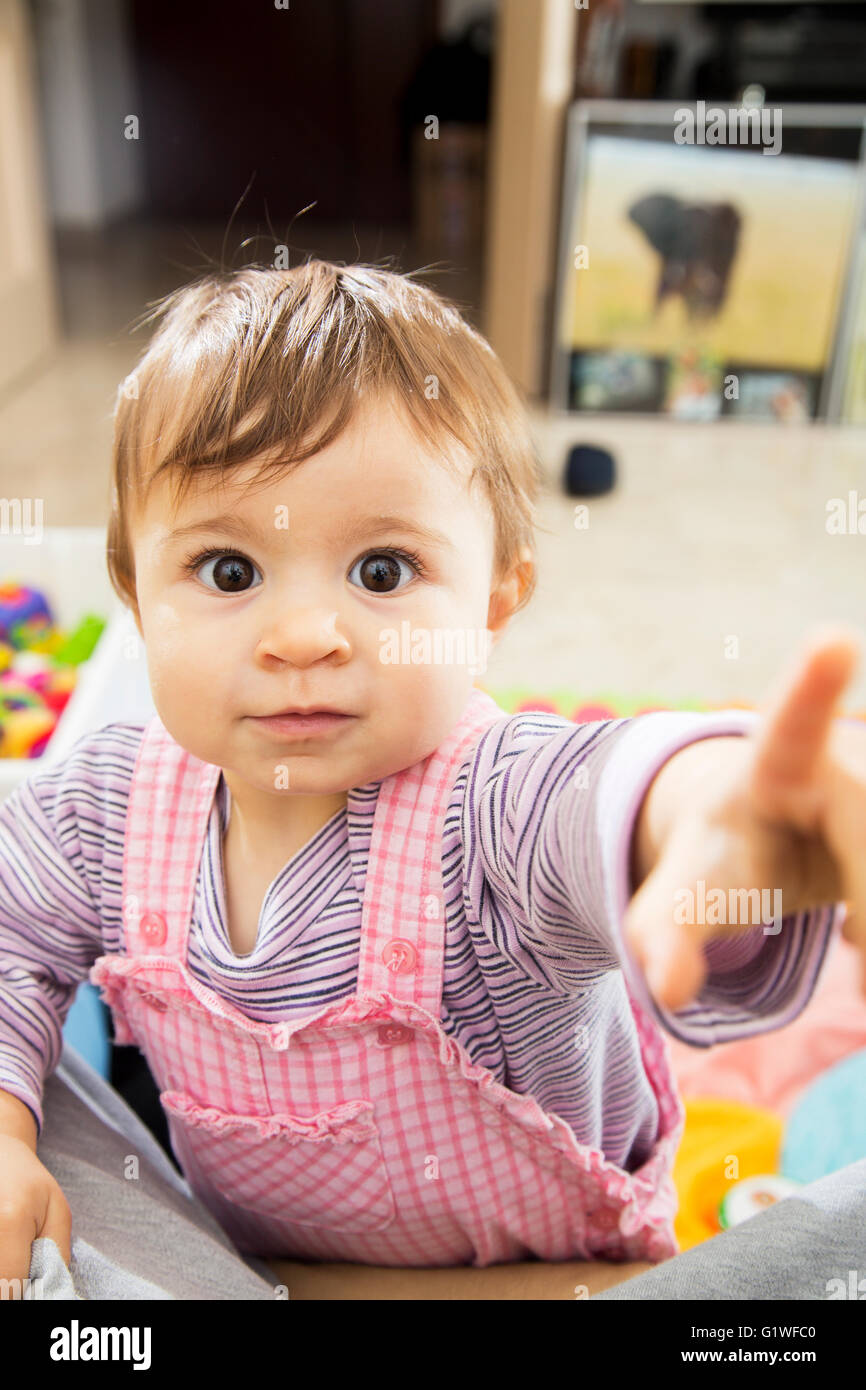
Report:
672,1096,783,1250
0,708,57,759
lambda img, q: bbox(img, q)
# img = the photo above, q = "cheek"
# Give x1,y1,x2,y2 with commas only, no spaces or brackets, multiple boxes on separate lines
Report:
373,640,477,741
141,602,219,703
142,603,190,664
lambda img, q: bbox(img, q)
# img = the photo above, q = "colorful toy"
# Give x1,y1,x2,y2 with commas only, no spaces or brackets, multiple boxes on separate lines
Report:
0,676,42,713
782,1047,866,1185
718,1174,802,1229
671,1097,783,1250
0,580,106,759
493,686,765,724
53,614,105,666
0,708,57,759
0,582,53,648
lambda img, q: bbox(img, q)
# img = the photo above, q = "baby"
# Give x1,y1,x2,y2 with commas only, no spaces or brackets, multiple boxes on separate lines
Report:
0,260,862,1282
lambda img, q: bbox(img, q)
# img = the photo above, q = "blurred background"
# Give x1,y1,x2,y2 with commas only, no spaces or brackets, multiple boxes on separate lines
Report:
2,0,866,1249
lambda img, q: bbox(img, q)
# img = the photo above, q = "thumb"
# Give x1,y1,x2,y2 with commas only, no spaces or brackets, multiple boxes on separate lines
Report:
624,855,710,1013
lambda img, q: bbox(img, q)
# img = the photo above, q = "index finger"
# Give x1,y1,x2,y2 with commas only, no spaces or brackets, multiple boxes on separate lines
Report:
749,626,861,826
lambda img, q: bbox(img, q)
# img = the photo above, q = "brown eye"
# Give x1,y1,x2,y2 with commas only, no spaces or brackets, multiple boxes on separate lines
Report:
355,553,406,593
198,553,260,593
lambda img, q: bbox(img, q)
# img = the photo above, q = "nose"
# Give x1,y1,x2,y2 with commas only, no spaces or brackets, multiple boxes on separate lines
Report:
255,606,351,667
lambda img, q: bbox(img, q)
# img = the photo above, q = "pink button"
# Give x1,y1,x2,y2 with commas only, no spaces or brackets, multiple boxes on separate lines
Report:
140,912,167,946
381,939,417,974
377,1023,413,1046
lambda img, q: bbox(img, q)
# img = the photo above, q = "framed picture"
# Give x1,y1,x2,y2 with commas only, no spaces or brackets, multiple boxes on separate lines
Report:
549,102,866,421
570,349,666,411
720,368,817,422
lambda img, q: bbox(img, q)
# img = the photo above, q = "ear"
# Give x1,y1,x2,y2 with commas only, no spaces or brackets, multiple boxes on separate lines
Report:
487,546,534,644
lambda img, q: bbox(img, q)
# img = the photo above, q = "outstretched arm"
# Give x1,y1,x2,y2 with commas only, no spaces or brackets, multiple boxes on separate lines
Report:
626,626,862,1012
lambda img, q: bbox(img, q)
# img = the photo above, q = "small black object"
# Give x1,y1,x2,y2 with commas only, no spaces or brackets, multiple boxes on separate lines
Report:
564,444,616,497
110,1043,183,1172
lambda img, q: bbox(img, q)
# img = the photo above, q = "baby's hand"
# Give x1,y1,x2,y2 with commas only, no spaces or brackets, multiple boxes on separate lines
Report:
0,1134,72,1291
624,627,866,1011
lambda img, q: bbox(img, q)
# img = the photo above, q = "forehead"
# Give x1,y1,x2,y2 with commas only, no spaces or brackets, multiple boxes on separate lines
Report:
136,391,489,531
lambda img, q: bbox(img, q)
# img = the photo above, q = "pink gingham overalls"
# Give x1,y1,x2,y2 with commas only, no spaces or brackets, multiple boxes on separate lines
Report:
90,688,685,1266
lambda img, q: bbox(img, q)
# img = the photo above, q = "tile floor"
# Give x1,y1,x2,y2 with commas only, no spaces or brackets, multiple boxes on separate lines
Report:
2,217,865,709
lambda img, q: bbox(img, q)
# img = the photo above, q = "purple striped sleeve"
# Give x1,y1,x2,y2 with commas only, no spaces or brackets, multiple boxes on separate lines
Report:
0,746,105,1136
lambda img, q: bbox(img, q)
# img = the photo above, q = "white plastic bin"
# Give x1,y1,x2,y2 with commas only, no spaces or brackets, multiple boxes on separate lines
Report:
0,526,155,802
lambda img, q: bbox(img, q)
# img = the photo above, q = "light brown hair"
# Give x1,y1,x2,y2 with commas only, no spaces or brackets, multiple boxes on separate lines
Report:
108,259,544,618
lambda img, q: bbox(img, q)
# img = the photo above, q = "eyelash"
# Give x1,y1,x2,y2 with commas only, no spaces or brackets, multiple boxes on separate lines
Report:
179,545,428,586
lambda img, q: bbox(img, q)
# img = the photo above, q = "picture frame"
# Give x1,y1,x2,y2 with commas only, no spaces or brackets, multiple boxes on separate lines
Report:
549,101,866,422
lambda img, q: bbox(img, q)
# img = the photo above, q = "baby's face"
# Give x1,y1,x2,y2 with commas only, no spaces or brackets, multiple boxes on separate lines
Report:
129,392,505,798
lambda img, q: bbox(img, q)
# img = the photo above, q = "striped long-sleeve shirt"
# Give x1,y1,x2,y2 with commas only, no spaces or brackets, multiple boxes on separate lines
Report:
0,707,840,1173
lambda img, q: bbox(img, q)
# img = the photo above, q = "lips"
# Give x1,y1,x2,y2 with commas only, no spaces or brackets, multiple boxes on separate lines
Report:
262,707,351,718
249,709,355,739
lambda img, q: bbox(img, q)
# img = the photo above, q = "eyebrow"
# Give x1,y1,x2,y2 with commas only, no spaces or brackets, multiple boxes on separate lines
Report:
159,512,454,551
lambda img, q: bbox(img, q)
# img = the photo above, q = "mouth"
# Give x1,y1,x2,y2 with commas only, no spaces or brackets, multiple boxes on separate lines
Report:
265,705,353,717
248,711,355,740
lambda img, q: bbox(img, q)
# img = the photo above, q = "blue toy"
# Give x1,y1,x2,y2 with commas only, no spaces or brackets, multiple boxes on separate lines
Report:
782,1047,866,1185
